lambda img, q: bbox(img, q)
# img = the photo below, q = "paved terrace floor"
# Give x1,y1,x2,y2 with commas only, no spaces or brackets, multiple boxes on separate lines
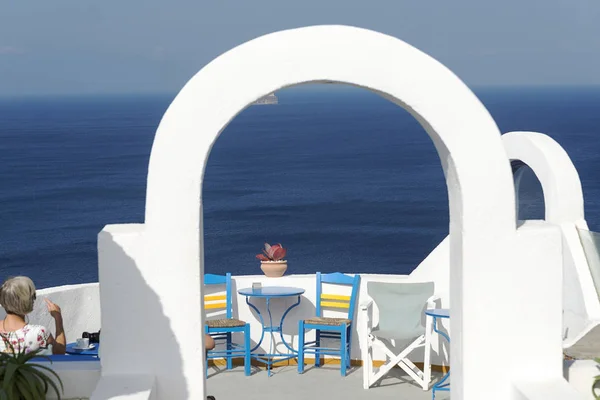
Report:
207,364,448,400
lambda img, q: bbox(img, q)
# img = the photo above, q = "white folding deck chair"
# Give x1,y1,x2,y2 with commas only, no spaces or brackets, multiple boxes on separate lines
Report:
360,281,438,390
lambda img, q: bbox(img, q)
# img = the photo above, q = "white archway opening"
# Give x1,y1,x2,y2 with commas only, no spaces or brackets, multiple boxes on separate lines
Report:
512,160,546,221
503,131,585,226
201,85,450,276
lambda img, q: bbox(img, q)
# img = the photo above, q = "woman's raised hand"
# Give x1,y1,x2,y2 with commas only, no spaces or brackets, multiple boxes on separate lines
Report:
44,298,62,318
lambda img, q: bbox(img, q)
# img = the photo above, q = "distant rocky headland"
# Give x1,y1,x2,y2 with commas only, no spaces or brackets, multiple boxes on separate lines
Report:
253,92,278,105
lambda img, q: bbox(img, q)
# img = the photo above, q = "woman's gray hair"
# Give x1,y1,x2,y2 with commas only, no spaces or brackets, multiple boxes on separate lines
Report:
0,276,37,316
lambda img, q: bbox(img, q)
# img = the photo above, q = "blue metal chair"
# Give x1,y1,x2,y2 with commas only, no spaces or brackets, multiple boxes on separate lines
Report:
204,273,251,376
297,272,360,376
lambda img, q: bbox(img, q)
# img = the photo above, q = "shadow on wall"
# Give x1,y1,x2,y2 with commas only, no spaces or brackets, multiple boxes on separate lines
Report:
94,231,188,399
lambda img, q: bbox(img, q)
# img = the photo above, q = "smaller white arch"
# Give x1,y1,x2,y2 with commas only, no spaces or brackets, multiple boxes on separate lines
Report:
502,131,585,225
503,131,599,355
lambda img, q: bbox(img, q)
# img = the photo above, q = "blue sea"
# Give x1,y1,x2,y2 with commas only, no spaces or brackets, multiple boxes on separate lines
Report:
1,86,600,288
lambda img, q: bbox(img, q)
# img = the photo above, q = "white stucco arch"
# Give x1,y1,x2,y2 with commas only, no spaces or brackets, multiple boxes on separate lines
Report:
502,131,600,357
145,25,516,397
96,26,572,400
503,131,585,225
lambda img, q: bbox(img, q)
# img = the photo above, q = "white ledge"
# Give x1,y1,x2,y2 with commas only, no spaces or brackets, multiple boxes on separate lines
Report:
513,378,585,400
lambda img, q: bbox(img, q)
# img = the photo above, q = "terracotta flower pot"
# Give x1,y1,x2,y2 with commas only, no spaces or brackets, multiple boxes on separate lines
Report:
260,260,288,277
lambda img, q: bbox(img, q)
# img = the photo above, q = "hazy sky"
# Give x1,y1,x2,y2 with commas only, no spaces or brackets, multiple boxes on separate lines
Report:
1,0,599,96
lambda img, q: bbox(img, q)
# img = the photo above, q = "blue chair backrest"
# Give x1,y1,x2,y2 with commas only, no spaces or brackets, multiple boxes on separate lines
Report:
204,273,232,319
315,272,361,319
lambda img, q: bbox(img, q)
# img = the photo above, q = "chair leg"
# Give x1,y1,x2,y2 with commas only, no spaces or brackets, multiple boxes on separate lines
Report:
297,320,305,374
244,324,251,376
205,329,210,379
346,325,352,369
347,343,351,369
315,330,321,367
226,332,233,370
361,334,372,389
340,325,347,377
423,312,433,390
206,352,209,379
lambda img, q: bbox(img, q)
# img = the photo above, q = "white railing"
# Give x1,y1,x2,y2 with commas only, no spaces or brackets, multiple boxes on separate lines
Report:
11,273,449,367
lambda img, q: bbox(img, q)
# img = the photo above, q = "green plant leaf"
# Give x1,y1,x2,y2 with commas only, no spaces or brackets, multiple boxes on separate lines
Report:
0,345,63,400
15,374,34,400
1,362,18,391
5,383,15,400
593,362,600,399
20,368,43,399
19,364,46,396
40,369,49,394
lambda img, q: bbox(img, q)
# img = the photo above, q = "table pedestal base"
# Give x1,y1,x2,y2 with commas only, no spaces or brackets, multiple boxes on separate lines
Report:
252,353,299,377
427,311,450,400
241,290,304,377
432,373,450,400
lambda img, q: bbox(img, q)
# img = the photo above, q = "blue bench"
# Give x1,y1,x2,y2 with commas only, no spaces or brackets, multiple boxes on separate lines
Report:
32,354,99,362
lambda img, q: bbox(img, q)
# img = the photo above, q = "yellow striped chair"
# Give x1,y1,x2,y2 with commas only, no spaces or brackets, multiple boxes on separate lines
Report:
297,272,360,376
204,273,251,376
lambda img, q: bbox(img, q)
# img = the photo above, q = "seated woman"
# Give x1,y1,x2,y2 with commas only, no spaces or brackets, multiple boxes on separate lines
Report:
205,334,215,355
205,334,217,400
0,276,66,354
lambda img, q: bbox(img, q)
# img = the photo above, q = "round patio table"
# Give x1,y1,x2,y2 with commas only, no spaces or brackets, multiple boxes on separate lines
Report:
238,286,305,376
425,308,450,400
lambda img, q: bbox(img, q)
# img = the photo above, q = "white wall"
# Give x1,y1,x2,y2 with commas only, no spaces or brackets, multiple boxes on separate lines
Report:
562,223,600,343
504,221,563,384
95,224,199,400
502,132,600,350
410,235,450,306
407,221,600,359
37,360,101,400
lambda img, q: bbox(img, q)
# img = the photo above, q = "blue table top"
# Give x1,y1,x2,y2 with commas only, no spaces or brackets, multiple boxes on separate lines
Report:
238,286,305,297
65,342,100,356
425,308,450,318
